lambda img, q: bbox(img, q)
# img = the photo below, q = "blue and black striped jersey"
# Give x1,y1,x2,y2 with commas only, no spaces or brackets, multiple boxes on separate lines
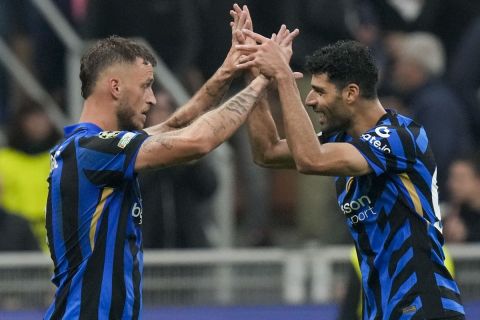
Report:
323,110,464,320
45,123,149,319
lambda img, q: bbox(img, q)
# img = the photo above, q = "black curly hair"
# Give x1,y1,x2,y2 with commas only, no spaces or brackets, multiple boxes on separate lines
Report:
80,35,157,99
305,40,378,99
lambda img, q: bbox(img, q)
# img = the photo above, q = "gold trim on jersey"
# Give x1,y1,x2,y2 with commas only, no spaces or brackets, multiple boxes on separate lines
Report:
90,187,114,250
399,173,423,216
346,177,354,193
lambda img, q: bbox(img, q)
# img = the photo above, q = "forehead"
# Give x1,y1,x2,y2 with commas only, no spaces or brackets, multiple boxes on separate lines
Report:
132,57,154,77
115,57,153,82
311,73,336,90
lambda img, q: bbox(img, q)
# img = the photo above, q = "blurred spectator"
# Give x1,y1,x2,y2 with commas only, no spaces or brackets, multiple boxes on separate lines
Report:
0,178,40,251
0,0,9,123
0,0,34,123
443,154,480,243
449,17,480,147
85,0,203,93
369,0,480,64
26,0,75,106
390,32,473,197
139,87,218,248
1,0,83,116
0,101,60,251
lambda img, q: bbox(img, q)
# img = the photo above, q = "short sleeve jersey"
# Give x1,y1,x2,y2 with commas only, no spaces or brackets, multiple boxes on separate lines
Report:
322,110,464,319
44,123,149,320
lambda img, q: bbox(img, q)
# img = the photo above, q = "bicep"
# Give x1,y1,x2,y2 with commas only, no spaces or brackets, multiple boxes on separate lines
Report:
301,143,372,176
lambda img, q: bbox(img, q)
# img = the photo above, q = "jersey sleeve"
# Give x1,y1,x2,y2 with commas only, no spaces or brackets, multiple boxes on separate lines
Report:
77,131,149,186
349,125,417,176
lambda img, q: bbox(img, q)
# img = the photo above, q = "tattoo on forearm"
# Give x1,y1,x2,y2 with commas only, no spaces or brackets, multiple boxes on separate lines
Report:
201,87,259,138
142,132,180,153
205,77,232,102
155,136,174,150
171,116,185,128
201,117,225,136
225,94,251,115
205,83,219,98
170,78,232,129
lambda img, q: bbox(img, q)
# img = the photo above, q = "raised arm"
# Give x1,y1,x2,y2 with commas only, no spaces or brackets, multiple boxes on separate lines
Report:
237,30,370,176
135,75,269,171
245,24,299,169
145,5,250,135
233,5,298,168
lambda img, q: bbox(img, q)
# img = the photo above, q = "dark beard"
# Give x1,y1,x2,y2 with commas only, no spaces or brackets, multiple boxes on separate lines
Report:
117,103,138,131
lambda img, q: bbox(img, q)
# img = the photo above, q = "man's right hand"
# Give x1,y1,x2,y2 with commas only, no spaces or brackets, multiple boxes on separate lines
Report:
238,6,301,81
235,29,296,80
221,4,251,77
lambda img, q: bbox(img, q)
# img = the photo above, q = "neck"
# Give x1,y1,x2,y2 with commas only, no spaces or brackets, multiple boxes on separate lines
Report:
79,96,118,131
347,98,386,137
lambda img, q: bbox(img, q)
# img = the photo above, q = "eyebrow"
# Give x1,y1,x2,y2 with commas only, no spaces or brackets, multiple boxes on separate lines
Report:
311,84,326,92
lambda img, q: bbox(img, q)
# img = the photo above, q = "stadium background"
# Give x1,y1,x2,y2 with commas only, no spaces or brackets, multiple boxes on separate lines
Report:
1,0,480,319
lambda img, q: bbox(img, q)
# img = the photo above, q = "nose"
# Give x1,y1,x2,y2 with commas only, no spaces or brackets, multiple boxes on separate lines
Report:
305,90,317,109
146,87,156,106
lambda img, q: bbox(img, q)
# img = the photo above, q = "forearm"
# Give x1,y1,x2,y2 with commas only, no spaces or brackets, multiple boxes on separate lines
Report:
191,75,269,149
246,94,295,168
276,74,321,167
159,65,235,132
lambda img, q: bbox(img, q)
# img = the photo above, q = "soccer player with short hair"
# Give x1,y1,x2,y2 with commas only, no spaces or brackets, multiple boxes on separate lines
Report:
237,13,465,320
43,5,288,319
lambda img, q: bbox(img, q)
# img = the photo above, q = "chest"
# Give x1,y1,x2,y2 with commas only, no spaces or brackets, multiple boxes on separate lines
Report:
335,175,390,225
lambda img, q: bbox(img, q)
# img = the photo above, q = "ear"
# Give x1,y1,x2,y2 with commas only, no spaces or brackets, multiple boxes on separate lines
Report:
109,78,121,99
343,83,360,104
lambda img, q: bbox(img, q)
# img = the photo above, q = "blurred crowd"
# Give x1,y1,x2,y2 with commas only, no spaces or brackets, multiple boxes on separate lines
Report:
1,0,480,251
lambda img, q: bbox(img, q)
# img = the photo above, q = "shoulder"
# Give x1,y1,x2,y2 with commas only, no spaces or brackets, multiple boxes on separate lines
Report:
377,110,424,140
77,130,148,154
358,111,428,157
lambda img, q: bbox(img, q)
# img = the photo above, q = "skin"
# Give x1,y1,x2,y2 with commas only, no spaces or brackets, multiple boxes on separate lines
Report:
444,160,480,242
80,5,270,172
447,161,480,206
80,58,155,133
237,23,386,177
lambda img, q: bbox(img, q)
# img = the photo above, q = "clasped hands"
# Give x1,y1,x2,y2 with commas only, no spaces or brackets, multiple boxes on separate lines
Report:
229,4,302,81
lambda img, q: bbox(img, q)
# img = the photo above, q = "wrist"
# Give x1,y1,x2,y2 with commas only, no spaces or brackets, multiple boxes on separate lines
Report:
250,74,270,93
245,68,260,84
274,69,295,82
218,64,235,79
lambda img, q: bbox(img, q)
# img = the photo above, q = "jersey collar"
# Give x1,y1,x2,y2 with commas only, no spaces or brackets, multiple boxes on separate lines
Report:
64,122,103,138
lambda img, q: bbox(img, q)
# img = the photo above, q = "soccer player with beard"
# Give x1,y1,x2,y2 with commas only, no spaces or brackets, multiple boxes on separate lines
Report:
237,15,465,319
43,5,293,318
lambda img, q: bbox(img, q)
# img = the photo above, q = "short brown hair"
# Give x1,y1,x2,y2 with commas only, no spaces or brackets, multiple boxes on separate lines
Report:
79,36,157,98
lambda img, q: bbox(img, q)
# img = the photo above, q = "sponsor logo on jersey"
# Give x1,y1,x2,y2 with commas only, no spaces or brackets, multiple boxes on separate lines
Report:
361,127,391,154
131,202,143,225
341,195,372,214
374,126,391,138
117,132,137,149
341,195,377,224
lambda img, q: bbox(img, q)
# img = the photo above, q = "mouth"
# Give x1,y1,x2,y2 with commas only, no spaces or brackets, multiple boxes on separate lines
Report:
317,111,326,124
139,111,147,123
